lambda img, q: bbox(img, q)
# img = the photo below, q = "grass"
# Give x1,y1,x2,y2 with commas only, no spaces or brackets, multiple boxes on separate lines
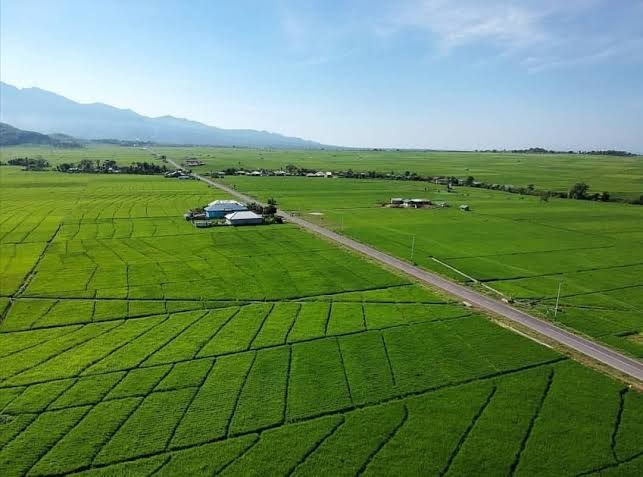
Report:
0,159,641,475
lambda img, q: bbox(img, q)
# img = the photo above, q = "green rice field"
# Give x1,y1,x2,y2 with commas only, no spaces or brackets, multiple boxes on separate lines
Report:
222,175,643,358
1,154,642,476
2,145,642,199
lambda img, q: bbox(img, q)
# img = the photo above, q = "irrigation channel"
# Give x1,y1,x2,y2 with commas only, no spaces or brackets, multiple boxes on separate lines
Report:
167,158,643,383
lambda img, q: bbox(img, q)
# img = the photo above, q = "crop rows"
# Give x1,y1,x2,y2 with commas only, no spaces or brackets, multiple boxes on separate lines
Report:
1,360,640,476
0,302,522,386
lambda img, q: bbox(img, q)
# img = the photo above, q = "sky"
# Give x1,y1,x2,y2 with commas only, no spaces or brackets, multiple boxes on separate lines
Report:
2,0,643,151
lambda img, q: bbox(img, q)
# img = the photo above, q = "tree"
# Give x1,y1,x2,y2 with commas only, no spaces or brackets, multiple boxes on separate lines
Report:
568,182,589,199
267,197,277,207
78,159,95,172
465,176,475,186
600,192,610,202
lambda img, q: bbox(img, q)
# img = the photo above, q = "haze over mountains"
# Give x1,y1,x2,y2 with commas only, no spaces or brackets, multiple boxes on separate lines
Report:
0,82,324,148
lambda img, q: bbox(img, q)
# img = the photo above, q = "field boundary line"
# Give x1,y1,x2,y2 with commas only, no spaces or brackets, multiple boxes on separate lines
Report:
211,434,260,475
610,388,628,462
439,385,497,476
285,415,346,476
356,403,409,476
323,301,333,336
90,396,147,466
191,307,241,359
285,304,303,343
247,303,275,350
225,351,258,438
576,450,643,476
165,358,217,451
336,337,354,406
282,345,293,423
509,368,555,476
25,404,93,476
480,261,643,284
2,222,62,323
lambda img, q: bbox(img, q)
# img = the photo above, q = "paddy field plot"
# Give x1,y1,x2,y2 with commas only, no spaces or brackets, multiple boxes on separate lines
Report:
0,166,642,476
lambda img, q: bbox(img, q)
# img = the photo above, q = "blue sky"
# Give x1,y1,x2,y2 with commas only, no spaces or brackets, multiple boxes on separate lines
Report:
2,0,643,150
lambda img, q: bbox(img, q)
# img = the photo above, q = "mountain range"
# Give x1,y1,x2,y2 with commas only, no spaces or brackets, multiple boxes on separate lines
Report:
0,82,325,148
0,122,83,147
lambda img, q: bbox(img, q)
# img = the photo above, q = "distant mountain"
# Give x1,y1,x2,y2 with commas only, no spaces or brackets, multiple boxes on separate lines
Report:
0,122,82,147
0,82,326,148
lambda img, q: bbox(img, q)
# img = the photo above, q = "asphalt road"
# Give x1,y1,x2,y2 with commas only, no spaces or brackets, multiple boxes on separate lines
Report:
170,159,643,382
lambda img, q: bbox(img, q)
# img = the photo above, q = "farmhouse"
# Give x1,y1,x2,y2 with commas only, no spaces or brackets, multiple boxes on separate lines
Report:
408,198,431,208
225,211,264,226
459,204,470,211
389,198,431,208
184,159,204,166
204,200,247,218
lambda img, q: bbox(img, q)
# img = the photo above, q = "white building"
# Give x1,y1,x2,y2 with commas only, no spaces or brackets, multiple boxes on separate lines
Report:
225,211,264,226
204,200,247,218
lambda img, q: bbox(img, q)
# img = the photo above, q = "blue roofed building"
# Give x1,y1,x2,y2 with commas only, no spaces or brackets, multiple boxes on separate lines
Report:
204,200,248,219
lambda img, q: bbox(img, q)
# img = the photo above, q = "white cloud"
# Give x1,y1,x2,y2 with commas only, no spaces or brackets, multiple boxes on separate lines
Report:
384,0,643,71
396,0,548,51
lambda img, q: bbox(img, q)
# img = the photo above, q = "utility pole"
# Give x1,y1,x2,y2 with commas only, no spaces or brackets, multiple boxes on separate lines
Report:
411,235,416,261
554,282,562,319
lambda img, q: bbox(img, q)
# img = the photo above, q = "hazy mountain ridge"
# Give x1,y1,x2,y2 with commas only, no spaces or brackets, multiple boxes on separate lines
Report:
0,82,325,148
0,122,83,147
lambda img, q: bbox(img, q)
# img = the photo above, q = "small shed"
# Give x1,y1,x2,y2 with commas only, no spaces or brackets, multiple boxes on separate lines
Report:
408,198,431,208
390,198,404,205
225,211,264,226
459,204,470,212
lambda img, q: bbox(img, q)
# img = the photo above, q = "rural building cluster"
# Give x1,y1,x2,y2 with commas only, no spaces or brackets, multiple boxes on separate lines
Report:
185,199,275,227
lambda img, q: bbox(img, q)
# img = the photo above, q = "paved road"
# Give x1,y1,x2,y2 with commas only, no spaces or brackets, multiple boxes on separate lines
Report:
170,159,643,382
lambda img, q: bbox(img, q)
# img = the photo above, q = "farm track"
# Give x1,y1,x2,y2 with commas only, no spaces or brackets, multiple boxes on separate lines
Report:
173,162,643,382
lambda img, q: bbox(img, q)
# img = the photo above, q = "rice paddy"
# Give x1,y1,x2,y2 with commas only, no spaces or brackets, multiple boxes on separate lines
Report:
1,152,642,476
223,175,643,359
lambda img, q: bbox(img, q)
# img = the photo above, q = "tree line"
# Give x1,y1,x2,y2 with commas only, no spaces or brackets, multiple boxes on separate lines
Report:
476,148,636,157
56,159,168,174
4,157,50,170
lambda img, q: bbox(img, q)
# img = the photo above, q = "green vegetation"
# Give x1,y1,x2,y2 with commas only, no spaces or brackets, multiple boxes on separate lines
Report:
222,175,643,358
0,155,641,476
